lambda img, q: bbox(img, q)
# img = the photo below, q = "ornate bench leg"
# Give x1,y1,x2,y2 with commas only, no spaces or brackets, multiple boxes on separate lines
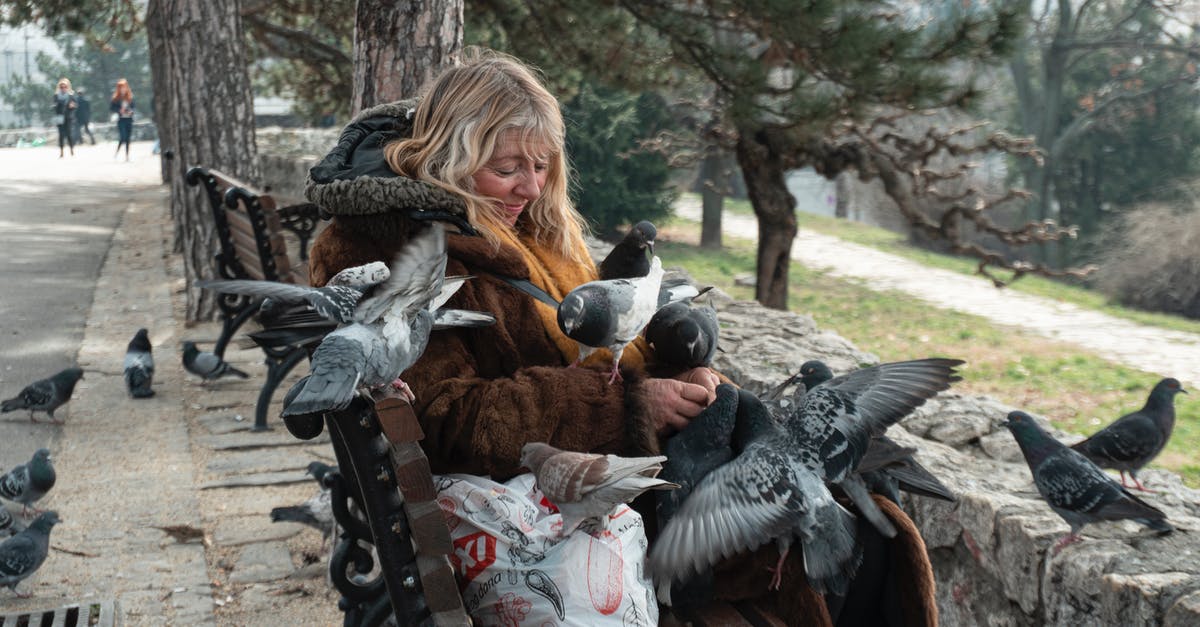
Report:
324,400,431,626
212,300,257,359
253,345,308,431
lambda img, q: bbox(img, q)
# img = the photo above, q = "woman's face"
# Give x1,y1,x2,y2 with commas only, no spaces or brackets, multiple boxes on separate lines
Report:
58,83,68,92
472,132,550,227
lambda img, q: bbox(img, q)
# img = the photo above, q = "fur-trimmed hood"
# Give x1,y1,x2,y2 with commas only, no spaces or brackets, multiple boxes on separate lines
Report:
304,100,471,243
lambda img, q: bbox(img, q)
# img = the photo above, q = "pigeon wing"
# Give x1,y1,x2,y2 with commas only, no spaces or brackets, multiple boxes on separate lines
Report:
356,224,448,324
282,332,368,416
0,466,28,502
18,379,55,410
1073,415,1162,467
649,443,805,585
1033,449,1159,523
0,532,39,578
199,280,364,324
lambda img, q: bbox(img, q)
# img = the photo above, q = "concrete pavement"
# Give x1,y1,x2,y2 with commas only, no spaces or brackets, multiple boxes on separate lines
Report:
0,142,339,624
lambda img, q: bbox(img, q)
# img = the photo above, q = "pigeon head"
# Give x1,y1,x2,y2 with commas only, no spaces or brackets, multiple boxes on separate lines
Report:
128,328,152,352
306,461,334,482
798,360,834,389
28,510,60,532
557,294,585,335
629,221,657,254
1004,411,1062,465
181,341,199,359
519,442,556,473
54,367,85,386
1152,378,1187,400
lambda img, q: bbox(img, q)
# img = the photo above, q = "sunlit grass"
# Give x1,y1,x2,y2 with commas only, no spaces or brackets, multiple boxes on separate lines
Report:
685,192,1200,336
654,219,1200,487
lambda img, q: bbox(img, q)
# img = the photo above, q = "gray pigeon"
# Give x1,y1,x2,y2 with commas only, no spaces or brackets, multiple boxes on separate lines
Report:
598,220,656,280
784,360,956,505
1,367,84,424
644,293,719,370
181,341,250,382
0,505,24,537
1070,377,1187,491
557,255,664,383
0,510,60,597
282,224,494,416
649,387,861,601
775,358,964,539
519,442,677,536
197,261,390,326
123,328,155,398
1004,410,1173,554
270,461,336,539
0,449,56,516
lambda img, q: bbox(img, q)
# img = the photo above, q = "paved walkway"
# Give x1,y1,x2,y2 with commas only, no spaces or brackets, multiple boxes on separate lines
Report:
675,199,1200,389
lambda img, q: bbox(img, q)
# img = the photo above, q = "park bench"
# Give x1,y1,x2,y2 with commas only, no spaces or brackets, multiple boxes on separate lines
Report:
184,165,331,430
293,395,790,626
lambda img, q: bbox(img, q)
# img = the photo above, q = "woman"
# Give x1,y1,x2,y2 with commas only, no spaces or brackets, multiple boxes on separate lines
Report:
52,78,76,158
110,78,135,161
306,50,935,625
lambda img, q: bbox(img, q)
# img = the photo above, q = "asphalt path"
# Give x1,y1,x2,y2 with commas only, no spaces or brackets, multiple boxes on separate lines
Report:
0,139,162,466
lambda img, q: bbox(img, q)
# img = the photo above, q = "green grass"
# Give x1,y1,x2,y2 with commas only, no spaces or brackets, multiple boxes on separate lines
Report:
653,226,1200,487
685,192,1200,336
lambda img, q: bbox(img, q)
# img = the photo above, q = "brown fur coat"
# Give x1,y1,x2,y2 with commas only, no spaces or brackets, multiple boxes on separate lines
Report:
304,103,937,625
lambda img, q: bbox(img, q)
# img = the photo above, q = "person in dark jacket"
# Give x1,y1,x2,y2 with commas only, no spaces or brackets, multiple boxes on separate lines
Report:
52,77,76,158
74,87,94,145
110,78,135,161
304,49,937,626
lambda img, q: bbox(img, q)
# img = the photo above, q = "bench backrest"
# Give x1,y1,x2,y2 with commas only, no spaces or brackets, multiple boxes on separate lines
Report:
185,165,310,286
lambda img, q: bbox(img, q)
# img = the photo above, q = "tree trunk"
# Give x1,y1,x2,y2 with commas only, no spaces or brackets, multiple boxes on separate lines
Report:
145,7,173,188
351,0,464,114
835,171,850,219
698,150,724,249
735,129,796,310
146,0,260,322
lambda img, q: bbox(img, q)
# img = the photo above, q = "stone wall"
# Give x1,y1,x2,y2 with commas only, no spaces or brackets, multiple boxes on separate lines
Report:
702,291,1200,626
265,142,1200,626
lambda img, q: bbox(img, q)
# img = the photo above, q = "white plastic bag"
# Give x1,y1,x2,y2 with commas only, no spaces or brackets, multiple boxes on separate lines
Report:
436,472,658,626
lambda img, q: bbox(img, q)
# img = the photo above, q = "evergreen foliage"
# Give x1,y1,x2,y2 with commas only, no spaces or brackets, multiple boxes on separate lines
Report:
563,82,678,239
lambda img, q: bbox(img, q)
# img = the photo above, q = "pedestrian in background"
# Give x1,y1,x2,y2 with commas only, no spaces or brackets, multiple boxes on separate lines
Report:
74,87,95,145
110,78,135,161
52,77,77,158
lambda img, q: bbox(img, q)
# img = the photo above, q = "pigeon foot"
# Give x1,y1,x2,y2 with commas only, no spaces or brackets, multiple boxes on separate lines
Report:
767,548,789,590
389,379,415,403
1051,533,1080,556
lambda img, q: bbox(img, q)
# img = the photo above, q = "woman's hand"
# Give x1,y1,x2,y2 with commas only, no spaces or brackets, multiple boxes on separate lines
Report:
642,376,714,437
671,367,720,403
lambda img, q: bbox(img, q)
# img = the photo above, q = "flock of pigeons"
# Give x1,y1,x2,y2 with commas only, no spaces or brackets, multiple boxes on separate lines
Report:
0,318,269,596
0,217,1189,602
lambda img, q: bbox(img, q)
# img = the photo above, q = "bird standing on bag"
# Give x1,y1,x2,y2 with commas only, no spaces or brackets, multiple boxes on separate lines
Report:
519,442,677,536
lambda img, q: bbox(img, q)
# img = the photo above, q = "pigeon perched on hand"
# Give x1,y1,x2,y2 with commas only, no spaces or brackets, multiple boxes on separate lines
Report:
599,220,656,280
774,358,964,539
270,461,336,540
281,224,494,416
181,341,249,382
0,449,56,517
0,510,60,597
519,442,677,536
649,387,861,600
1,367,84,424
1070,377,1187,492
1004,411,1173,554
644,292,719,370
123,328,156,398
557,255,665,383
